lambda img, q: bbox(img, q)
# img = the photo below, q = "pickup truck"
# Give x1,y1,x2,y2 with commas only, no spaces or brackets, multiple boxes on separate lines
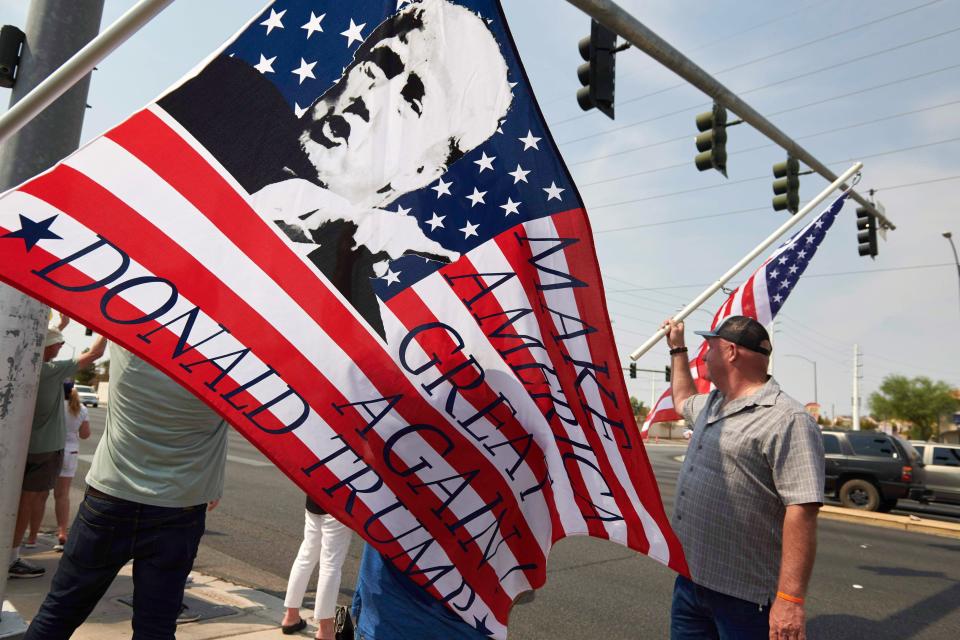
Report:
822,430,929,512
910,441,960,506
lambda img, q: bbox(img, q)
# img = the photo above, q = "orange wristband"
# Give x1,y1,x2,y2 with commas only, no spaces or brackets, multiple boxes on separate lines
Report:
776,591,804,605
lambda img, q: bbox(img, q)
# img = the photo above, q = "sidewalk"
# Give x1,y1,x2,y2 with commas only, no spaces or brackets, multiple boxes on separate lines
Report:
3,533,309,640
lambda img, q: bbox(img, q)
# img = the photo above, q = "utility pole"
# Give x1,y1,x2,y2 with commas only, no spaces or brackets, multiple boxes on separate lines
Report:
852,344,862,431
0,0,104,630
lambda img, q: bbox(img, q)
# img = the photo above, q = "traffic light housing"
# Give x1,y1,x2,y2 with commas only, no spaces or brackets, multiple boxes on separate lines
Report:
665,366,671,382
0,25,25,88
694,103,728,176
772,157,800,213
576,20,616,120
856,206,878,258
629,362,637,379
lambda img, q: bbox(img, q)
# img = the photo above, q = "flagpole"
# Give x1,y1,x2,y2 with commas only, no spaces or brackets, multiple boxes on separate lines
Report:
0,0,175,147
629,162,862,361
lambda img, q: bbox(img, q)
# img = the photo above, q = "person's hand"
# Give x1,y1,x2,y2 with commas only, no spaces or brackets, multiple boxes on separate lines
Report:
769,597,805,639
661,318,686,350
207,499,220,512
57,312,70,331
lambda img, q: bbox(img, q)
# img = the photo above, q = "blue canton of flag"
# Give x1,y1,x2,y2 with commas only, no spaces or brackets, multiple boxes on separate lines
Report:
764,192,850,316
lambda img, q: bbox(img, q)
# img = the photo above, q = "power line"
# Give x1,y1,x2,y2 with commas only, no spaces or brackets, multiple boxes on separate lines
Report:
584,136,960,207
875,174,960,192
606,262,956,292
549,0,943,127
583,135,960,192
559,46,960,147
570,97,960,169
594,207,767,234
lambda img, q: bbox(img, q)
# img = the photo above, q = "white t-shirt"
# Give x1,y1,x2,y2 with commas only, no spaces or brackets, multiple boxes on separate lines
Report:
63,402,88,452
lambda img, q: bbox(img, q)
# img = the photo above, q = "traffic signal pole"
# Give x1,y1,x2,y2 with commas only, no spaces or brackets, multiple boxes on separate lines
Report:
0,0,106,629
564,0,895,231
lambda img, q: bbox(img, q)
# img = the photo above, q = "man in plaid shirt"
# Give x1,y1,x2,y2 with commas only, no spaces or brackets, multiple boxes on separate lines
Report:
662,315,824,640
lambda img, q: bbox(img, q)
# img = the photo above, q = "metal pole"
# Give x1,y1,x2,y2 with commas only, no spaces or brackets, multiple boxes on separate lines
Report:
943,232,960,317
0,0,175,147
564,0,894,231
0,0,106,626
852,344,861,431
630,163,861,360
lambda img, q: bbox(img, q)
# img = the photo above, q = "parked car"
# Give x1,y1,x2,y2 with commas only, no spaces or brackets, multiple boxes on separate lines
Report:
910,441,960,506
74,384,98,407
821,430,929,512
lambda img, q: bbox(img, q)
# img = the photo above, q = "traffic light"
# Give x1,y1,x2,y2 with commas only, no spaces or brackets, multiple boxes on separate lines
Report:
0,25,25,88
576,19,616,120
694,103,728,176
856,206,878,258
772,157,800,213
665,366,671,382
629,362,637,379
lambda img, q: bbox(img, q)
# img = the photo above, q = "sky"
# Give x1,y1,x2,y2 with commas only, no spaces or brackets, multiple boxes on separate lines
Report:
1,0,958,420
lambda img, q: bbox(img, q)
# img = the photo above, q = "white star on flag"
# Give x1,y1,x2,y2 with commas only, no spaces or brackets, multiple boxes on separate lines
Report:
519,130,541,151
509,164,530,184
474,152,495,173
544,182,564,201
254,54,277,74
341,19,366,47
466,188,486,207
431,178,452,197
294,103,308,118
260,8,286,35
778,256,789,265
460,221,480,238
500,198,520,216
382,269,401,286
292,58,317,84
394,205,412,216
773,294,783,303
426,212,445,231
301,12,325,38
788,265,799,274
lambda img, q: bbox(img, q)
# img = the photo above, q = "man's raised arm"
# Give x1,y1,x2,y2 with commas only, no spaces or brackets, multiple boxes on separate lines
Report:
76,335,107,371
662,318,697,415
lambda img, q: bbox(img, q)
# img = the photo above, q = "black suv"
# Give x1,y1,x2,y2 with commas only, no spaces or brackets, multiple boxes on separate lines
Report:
822,430,929,512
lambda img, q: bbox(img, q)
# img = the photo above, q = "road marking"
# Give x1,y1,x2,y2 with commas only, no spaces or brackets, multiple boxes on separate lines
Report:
80,454,271,467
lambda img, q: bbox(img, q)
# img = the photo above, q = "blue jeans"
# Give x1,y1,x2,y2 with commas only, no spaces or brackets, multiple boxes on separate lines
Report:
25,491,206,640
670,575,769,640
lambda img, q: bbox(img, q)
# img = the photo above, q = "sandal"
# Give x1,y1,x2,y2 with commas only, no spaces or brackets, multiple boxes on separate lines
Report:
281,618,306,635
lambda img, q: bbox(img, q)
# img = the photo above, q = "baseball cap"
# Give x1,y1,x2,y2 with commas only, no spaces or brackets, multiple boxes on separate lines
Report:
44,328,65,348
694,315,772,356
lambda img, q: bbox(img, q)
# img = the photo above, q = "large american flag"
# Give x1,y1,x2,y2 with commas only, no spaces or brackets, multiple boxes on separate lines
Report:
642,192,850,433
0,0,685,635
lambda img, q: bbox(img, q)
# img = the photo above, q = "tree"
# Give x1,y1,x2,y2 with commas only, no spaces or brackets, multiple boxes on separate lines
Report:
74,361,97,386
629,396,648,422
869,375,959,440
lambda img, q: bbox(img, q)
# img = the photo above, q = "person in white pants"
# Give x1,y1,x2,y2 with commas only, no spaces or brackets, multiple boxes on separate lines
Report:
281,497,352,639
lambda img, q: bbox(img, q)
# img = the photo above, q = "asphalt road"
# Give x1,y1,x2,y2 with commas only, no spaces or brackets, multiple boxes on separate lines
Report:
68,409,960,639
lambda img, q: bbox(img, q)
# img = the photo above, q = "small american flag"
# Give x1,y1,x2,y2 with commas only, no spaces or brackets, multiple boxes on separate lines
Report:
0,1,685,635
642,191,850,433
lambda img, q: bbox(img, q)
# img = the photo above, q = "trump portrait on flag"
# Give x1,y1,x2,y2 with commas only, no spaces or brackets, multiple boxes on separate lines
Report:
159,0,513,338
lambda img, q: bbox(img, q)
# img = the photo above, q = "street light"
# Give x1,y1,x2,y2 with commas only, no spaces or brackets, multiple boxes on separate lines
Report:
784,353,817,405
944,231,960,316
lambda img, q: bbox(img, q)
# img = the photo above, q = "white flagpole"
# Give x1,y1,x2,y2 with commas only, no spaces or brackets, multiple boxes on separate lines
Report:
629,162,862,361
0,0,175,147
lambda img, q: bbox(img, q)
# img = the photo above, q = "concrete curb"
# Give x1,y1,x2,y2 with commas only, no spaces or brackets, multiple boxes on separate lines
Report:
819,505,960,540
